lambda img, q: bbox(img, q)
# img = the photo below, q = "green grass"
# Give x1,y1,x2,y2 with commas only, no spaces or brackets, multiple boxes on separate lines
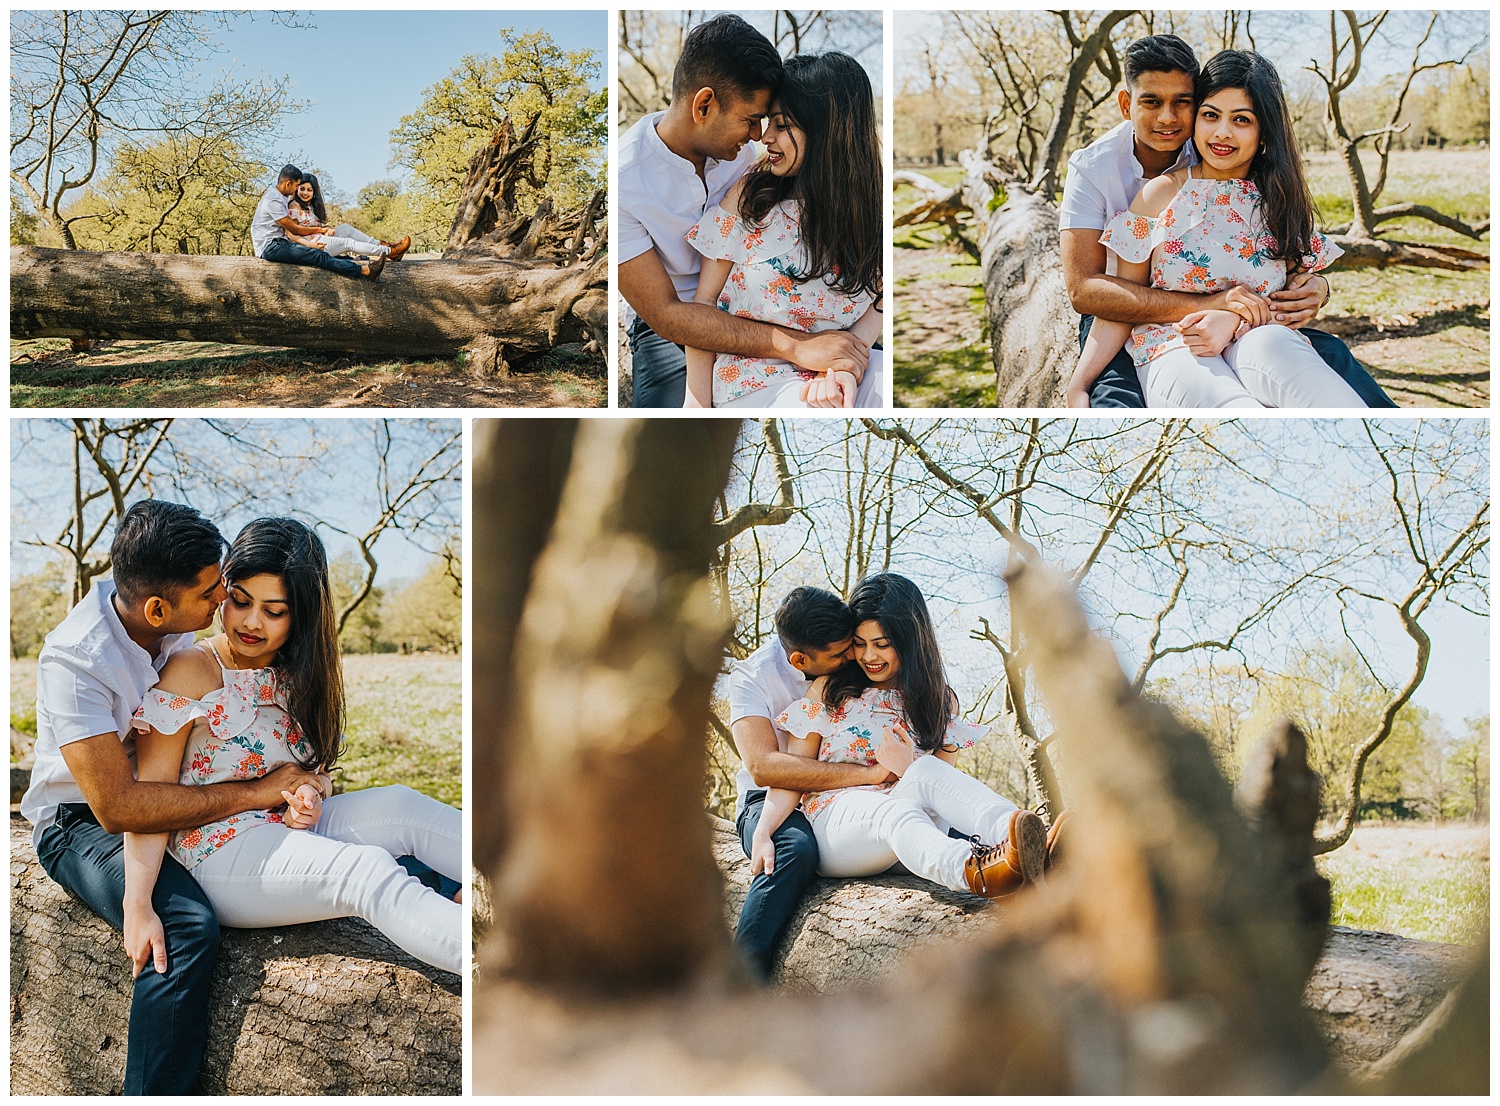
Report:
10,654,460,805
1317,824,1489,946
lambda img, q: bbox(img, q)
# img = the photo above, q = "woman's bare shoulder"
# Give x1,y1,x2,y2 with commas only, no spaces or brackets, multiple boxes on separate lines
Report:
719,173,751,213
1131,169,1190,217
155,641,223,700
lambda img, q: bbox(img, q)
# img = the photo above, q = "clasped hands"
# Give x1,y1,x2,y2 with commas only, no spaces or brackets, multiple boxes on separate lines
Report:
280,766,332,830
1174,274,1327,358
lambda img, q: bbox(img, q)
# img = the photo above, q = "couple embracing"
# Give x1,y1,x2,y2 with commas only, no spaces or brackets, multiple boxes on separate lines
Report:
1062,35,1396,409
620,14,883,409
728,575,1063,980
20,500,460,1094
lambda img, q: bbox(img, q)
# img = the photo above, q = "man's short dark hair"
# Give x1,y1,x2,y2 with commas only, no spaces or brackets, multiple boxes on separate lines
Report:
111,500,225,606
672,14,783,106
277,164,303,185
775,586,855,656
1124,34,1200,87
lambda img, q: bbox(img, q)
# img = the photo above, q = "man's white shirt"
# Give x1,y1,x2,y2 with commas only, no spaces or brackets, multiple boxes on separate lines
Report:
1058,119,1196,275
725,639,812,815
618,110,758,323
249,183,289,258
20,580,192,846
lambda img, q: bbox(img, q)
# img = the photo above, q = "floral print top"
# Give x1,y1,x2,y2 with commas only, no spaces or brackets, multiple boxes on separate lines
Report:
131,657,311,870
1098,174,1342,367
776,687,984,822
686,196,876,406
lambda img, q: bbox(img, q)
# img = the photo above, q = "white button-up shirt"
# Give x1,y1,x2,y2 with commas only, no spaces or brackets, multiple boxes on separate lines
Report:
618,110,758,312
249,183,290,258
21,580,192,845
1058,120,1197,275
726,639,814,814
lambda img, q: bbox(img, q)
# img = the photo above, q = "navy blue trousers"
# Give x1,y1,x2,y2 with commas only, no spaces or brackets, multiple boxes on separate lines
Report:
734,791,819,982
261,236,365,279
627,315,688,408
37,804,219,1095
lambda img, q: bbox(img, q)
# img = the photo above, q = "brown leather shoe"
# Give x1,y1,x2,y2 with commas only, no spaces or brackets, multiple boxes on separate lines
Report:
384,235,411,261
365,255,385,281
1044,810,1070,871
964,810,1047,898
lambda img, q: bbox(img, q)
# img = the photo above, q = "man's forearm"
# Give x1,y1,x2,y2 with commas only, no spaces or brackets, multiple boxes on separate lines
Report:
749,750,882,793
1071,274,1229,325
94,778,270,835
648,299,800,361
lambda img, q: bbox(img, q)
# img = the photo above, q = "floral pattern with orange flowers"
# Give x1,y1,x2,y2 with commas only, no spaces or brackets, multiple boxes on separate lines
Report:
776,687,984,823
1098,175,1342,368
132,663,312,870
686,198,877,406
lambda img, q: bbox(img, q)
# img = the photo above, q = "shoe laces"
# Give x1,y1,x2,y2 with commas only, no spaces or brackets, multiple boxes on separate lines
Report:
968,834,1006,868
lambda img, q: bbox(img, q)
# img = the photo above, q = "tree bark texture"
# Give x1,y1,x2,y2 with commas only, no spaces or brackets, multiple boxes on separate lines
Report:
10,818,460,1095
960,153,1076,407
10,246,607,362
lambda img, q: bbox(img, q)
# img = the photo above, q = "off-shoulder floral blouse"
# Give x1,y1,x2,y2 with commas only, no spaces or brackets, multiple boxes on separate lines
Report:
775,687,984,821
1098,173,1343,366
687,197,876,406
131,655,311,869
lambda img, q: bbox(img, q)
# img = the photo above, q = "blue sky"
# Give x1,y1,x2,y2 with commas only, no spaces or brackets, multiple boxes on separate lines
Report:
200,10,607,199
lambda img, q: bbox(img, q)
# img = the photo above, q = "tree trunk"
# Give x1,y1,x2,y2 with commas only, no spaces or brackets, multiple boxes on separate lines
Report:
1326,236,1489,272
10,246,607,362
10,818,460,1095
959,153,1076,407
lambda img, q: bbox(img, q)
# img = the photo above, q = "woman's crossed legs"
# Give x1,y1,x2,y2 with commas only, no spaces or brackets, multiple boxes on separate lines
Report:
812,756,1021,892
1141,325,1366,409
190,785,462,973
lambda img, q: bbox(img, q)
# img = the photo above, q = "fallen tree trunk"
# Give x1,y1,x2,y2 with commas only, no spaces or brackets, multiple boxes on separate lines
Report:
10,817,460,1095
959,150,1076,407
1326,236,1490,272
10,246,607,365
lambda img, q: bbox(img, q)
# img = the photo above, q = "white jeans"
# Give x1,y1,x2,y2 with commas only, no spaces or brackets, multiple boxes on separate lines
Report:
190,785,462,974
1141,325,1367,409
314,224,389,258
718,347,886,409
812,755,1020,891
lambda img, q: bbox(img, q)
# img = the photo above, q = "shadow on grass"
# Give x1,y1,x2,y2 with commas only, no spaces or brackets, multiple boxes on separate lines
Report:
895,343,996,408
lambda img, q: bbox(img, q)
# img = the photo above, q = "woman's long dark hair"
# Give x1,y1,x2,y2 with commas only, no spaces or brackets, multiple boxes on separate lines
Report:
824,573,958,752
738,51,881,298
1196,50,1319,271
293,173,329,225
223,517,343,770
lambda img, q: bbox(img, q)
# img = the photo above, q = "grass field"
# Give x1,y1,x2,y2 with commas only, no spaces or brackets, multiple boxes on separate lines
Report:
894,148,1489,407
11,654,461,807
10,339,605,409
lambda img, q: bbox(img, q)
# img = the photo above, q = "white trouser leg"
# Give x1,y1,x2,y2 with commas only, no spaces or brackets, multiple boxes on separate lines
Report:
331,223,383,247
1222,325,1367,408
855,346,885,408
889,754,1020,848
316,233,389,258
189,786,462,973
813,790,972,891
1138,346,1263,409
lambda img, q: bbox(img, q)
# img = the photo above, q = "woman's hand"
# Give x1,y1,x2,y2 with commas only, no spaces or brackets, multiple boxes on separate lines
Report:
1220,285,1273,328
749,832,777,877
124,897,168,979
1175,309,1243,357
280,782,324,830
800,370,858,408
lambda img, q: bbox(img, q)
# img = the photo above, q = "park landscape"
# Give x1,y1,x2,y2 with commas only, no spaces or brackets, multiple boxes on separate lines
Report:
9,11,607,408
9,418,462,1094
473,417,1486,1093
892,10,1489,408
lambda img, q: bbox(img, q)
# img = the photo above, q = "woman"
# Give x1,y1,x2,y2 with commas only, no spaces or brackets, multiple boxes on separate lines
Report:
1067,51,1366,409
683,51,883,409
122,518,460,977
287,174,411,262
752,573,1057,899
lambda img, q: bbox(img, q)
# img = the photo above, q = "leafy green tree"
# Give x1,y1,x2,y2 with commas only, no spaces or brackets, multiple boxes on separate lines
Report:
383,553,462,654
1450,716,1489,819
10,562,71,658
330,550,387,654
389,29,606,244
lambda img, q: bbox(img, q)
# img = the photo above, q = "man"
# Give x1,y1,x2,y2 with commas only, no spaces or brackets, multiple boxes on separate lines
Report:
618,15,872,407
251,164,383,281
726,586,890,980
1058,35,1394,408
21,501,327,1094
